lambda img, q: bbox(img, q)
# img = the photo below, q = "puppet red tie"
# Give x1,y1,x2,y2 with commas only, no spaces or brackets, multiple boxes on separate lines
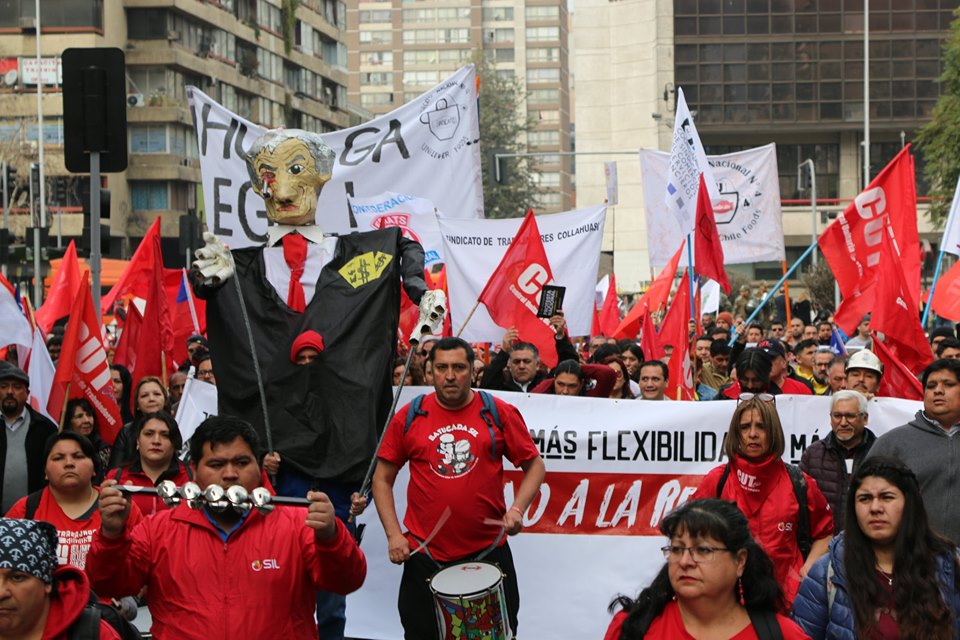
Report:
282,233,308,312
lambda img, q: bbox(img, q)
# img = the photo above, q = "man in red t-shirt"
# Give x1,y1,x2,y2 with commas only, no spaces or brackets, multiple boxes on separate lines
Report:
372,337,546,640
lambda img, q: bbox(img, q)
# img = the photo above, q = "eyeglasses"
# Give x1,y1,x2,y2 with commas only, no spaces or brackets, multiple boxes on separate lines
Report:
661,545,731,563
738,392,775,403
830,412,864,422
197,369,215,379
511,358,534,365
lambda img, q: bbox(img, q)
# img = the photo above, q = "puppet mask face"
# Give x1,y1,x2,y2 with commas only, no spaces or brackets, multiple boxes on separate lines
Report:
253,138,328,226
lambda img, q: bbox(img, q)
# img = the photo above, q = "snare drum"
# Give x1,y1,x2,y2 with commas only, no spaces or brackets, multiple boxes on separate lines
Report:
429,561,512,640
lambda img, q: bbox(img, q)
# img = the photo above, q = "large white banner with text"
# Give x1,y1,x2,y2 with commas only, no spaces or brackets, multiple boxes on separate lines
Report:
188,65,482,247
441,206,607,341
641,144,785,267
347,391,920,639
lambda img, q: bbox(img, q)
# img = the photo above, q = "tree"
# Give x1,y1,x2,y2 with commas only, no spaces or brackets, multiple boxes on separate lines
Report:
916,8,960,227
474,50,539,219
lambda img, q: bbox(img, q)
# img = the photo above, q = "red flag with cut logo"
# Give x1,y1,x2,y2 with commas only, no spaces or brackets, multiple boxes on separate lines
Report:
99,217,162,315
49,274,123,443
872,335,924,401
35,240,84,333
871,227,933,374
478,211,559,367
694,175,730,294
931,259,960,321
660,270,695,400
819,146,920,305
614,241,685,340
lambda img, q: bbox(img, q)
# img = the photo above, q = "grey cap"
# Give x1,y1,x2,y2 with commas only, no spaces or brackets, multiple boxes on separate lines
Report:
0,361,29,386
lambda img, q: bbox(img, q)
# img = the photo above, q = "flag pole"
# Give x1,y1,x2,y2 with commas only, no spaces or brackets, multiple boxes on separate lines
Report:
728,240,819,346
921,248,947,328
782,260,792,327
686,233,696,322
57,382,70,430
455,300,482,338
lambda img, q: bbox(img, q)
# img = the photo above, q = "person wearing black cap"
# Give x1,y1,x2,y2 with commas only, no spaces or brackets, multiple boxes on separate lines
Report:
758,339,813,396
0,362,57,513
0,517,121,638
930,325,957,354
185,334,208,362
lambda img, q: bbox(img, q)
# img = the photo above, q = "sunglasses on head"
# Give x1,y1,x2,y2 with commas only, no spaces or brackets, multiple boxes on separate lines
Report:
738,392,775,403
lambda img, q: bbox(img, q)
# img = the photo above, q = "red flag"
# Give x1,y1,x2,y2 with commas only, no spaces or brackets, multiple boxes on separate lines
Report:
113,301,142,373
819,146,920,304
931,259,960,321
49,274,123,443
833,279,877,335
131,232,175,385
478,211,559,367
694,174,730,294
614,241,685,340
591,307,601,338
871,226,933,374
599,273,620,336
873,335,924,401
35,240,83,333
660,271,695,400
99,217,162,315
639,303,663,361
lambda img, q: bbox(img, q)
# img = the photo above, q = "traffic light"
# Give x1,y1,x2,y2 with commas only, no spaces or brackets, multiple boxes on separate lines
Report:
79,182,111,256
179,209,201,256
29,163,39,197
3,163,16,201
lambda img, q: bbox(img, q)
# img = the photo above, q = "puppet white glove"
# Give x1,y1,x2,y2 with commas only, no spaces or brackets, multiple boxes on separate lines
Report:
192,232,235,284
410,290,447,344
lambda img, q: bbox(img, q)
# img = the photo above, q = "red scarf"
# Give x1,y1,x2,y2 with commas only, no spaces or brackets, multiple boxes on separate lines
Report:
730,455,784,518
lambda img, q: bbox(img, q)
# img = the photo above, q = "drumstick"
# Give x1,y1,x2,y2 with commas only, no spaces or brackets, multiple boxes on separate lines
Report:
410,506,452,557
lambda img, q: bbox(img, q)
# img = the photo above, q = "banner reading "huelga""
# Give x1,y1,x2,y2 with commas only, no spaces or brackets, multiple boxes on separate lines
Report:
188,65,483,248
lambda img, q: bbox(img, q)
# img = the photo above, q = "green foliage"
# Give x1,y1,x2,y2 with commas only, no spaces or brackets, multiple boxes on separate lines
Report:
475,50,539,219
916,7,960,228
799,259,837,312
281,0,299,55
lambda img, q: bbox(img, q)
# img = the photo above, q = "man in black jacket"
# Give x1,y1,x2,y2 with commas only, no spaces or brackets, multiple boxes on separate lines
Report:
799,389,876,529
480,314,578,393
0,362,57,512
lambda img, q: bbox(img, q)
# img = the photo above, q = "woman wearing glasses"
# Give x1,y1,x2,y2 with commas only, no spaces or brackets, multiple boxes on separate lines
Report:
792,457,960,639
605,499,809,639
692,396,833,604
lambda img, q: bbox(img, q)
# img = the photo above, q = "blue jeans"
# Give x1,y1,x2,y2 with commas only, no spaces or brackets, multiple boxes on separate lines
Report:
276,468,358,640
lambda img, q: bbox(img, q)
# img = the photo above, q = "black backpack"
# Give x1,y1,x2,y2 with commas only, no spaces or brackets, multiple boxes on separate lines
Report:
716,462,812,559
69,591,143,640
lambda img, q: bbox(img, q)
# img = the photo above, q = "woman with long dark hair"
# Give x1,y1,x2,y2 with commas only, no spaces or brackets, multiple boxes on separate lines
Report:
605,499,809,639
110,363,134,424
62,397,111,483
792,456,960,639
108,375,171,468
692,397,833,604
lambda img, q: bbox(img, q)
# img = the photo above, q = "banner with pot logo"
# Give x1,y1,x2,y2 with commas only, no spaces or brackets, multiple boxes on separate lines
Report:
351,192,445,265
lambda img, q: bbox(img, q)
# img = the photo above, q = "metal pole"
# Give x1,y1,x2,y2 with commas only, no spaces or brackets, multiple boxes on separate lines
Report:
90,152,101,315
34,0,45,231
2,162,7,280
863,0,870,188
31,164,40,303
800,159,818,267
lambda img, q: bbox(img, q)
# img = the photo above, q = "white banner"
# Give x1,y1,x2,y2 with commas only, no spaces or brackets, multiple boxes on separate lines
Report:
641,144,785,268
351,192,445,266
174,377,218,444
441,207,607,341
347,390,921,640
188,65,483,248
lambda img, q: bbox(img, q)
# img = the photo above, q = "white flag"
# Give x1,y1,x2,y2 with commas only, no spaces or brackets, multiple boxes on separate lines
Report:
700,279,721,316
0,280,31,350
174,377,219,444
350,192,445,266
27,327,56,421
441,206,606,341
189,65,483,248
594,274,610,310
642,143,785,267
941,173,960,257
665,87,718,235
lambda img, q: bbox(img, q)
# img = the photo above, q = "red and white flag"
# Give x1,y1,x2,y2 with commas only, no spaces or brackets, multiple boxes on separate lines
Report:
49,274,123,443
99,217,161,315
694,174,730,294
478,211,560,367
26,327,56,421
0,273,32,349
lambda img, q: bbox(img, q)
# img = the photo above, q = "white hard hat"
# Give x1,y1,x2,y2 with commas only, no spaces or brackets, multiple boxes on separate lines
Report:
846,349,883,376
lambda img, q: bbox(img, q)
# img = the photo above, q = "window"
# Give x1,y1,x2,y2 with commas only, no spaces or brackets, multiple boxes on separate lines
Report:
257,49,283,81
487,28,514,43
536,192,562,209
439,28,470,43
403,8,434,21
527,47,560,63
257,0,282,32
483,7,514,21
403,71,439,86
529,130,560,146
527,68,560,83
402,29,435,44
131,182,169,210
533,109,560,122
361,72,393,86
528,88,560,103
12,0,103,29
436,8,470,20
526,6,559,20
359,30,393,44
359,9,391,23
404,50,437,64
365,50,393,65
536,171,561,187
127,9,168,39
24,119,64,145
489,48,515,63
360,92,394,107
439,49,471,64
526,26,559,41
130,125,168,153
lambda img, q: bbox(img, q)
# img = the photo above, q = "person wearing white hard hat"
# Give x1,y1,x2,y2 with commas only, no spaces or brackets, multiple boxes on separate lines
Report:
844,350,883,399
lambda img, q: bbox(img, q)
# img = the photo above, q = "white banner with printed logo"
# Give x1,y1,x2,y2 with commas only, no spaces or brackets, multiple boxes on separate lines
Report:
174,377,218,444
351,192,445,266
440,206,607,341
188,65,482,248
347,391,920,640
641,144,785,268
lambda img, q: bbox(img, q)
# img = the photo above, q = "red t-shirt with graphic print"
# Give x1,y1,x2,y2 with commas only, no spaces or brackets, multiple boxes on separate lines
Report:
377,391,541,562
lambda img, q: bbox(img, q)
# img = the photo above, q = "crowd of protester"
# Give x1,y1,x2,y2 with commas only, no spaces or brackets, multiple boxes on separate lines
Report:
5,277,960,639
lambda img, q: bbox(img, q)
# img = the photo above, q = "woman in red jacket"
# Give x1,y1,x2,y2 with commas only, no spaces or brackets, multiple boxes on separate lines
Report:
692,396,833,604
109,411,191,516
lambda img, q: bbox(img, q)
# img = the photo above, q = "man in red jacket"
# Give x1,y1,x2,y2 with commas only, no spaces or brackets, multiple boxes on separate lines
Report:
86,416,367,640
0,518,120,639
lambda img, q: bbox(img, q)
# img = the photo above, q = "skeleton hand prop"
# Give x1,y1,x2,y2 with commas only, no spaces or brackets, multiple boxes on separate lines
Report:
410,290,447,344
192,232,235,284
